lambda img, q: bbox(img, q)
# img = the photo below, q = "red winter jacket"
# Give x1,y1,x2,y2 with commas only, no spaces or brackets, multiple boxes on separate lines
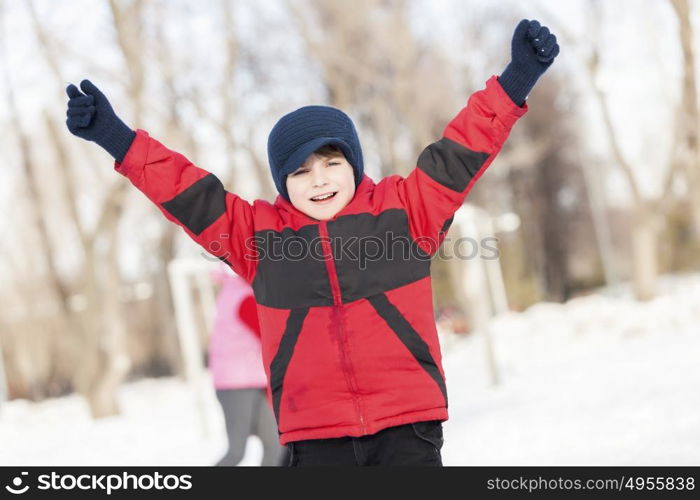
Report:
115,76,527,444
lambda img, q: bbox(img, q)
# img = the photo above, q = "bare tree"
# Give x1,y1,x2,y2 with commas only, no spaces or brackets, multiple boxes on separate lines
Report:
537,0,685,301
0,0,85,403
20,0,152,417
669,0,700,237
290,0,459,177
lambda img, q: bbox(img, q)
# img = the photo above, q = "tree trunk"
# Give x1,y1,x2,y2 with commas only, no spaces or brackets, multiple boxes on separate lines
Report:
153,228,184,377
631,203,659,301
670,0,700,237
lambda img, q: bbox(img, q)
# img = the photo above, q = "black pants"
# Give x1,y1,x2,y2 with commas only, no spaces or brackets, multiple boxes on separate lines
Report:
285,420,444,466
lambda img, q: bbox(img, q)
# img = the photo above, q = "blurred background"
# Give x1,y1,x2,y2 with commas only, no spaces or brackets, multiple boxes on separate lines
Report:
0,0,698,465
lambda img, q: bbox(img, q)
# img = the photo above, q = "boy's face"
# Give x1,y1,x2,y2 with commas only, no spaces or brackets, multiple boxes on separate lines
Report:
286,151,356,221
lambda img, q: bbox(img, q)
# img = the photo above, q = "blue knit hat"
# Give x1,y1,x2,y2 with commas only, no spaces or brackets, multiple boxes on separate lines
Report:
267,105,364,201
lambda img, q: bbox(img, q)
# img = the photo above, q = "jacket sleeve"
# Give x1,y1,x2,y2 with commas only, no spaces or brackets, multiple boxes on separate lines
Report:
396,75,528,255
114,129,258,282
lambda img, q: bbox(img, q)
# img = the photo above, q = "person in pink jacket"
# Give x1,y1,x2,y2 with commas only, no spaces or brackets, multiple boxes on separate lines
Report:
209,267,285,466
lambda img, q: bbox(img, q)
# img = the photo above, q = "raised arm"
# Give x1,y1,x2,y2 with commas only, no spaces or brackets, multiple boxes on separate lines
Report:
396,19,559,255
65,80,258,281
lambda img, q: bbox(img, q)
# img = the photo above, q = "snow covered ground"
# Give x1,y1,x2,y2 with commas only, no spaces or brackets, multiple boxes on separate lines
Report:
441,273,700,465
1,274,699,466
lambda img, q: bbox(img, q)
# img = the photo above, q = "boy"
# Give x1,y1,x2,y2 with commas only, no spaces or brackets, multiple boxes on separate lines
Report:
65,19,558,466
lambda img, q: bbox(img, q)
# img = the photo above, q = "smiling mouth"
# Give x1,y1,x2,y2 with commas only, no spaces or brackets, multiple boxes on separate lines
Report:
309,192,338,202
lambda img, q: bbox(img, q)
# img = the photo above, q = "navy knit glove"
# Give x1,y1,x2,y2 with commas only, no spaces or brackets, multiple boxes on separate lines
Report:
499,19,559,107
65,79,136,163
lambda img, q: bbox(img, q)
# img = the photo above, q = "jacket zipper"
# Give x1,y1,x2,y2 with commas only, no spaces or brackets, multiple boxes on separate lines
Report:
318,221,367,434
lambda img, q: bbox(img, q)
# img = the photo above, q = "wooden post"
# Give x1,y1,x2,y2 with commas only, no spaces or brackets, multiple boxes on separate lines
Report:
450,205,501,386
168,258,219,438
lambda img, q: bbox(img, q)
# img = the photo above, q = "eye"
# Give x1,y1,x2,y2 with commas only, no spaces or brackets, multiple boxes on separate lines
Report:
328,161,341,166
291,169,308,176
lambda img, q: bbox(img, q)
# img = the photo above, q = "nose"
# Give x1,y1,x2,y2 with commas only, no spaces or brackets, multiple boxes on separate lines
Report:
311,166,328,188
